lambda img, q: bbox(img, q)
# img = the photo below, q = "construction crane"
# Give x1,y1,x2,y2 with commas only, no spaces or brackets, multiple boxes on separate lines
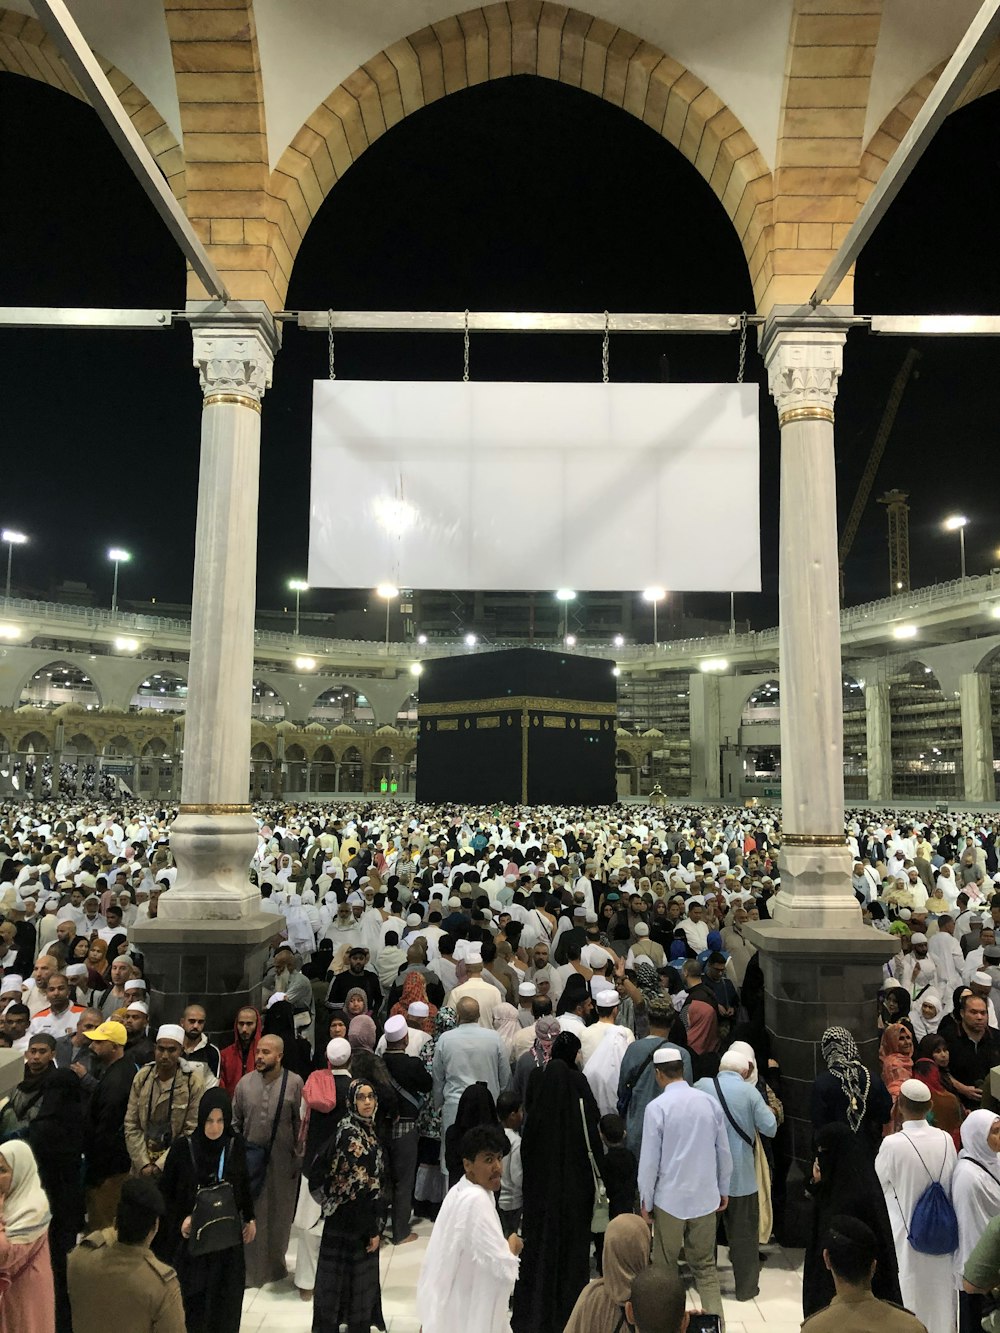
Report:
878,489,911,594
838,346,920,600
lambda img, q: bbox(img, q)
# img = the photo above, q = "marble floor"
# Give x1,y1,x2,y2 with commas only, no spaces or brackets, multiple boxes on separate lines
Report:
239,1224,809,1332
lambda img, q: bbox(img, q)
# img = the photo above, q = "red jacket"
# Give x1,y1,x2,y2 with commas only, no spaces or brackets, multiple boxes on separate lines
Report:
218,1007,261,1094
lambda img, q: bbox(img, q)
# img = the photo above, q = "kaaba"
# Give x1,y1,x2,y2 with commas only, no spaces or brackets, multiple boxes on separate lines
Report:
416,647,617,804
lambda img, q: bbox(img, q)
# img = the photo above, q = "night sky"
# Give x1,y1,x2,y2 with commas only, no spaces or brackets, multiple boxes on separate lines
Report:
1,70,998,630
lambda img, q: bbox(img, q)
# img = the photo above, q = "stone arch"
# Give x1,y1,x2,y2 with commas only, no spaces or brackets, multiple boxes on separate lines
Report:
267,3,771,306
740,677,780,726
16,729,49,755
65,732,97,757
0,8,186,203
15,658,102,710
859,44,1000,205
887,658,960,799
251,678,286,721
102,734,135,758
130,667,188,713
141,737,168,757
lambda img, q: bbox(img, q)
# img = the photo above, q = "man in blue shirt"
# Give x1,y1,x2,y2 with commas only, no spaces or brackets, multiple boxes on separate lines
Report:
696,1049,777,1301
638,1047,732,1321
617,1001,692,1159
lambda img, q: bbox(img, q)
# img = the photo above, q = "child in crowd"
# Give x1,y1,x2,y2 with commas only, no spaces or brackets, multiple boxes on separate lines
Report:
497,1090,523,1238
595,1112,638,1272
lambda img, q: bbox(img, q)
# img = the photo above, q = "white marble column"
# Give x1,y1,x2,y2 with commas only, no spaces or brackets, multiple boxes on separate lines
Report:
764,327,859,928
865,681,892,802
960,671,995,803
159,308,280,923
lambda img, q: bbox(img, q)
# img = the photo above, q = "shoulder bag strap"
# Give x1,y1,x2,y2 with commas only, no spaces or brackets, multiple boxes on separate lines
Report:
266,1069,289,1155
712,1076,754,1148
966,1157,1000,1188
626,1039,669,1093
578,1098,604,1192
902,1131,943,1184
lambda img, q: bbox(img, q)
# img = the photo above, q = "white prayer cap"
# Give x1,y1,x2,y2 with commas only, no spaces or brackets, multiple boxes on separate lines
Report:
504,874,517,884
406,913,422,927
123,978,146,992
634,922,650,937
156,1024,184,1046
408,1001,429,1018
448,897,462,908
900,1078,932,1103
266,991,287,1009
573,906,587,918
653,1047,683,1065
595,989,619,1010
347,891,364,906
688,895,705,907
518,983,537,998
909,932,928,945
0,975,22,992
898,908,912,920
327,1037,351,1068
127,1001,149,1015
56,917,76,929
719,1051,751,1076
359,877,370,886
43,899,58,913
585,912,599,924
465,945,483,965
972,972,994,988
65,964,88,980
383,1015,408,1041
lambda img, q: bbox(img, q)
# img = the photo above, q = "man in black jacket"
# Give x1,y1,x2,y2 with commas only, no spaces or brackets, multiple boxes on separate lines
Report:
946,992,1000,1107
83,1018,139,1229
382,1013,433,1244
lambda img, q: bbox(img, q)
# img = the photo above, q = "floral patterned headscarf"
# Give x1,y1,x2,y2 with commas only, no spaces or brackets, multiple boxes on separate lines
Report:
319,1079,383,1217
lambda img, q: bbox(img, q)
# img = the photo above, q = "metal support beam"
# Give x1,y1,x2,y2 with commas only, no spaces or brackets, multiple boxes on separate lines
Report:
810,0,1000,306
0,307,176,330
288,310,755,334
870,315,1000,336
29,0,230,303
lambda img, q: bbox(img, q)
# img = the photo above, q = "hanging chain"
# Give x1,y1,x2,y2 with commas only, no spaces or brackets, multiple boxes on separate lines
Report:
736,310,747,384
602,310,610,384
327,308,336,380
463,308,470,382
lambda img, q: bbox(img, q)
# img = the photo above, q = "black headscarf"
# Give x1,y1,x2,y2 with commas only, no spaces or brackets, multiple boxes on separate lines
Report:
444,1081,502,1185
190,1087,233,1179
550,1030,582,1068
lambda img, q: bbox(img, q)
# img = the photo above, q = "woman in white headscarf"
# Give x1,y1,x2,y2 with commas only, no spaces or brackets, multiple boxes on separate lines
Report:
910,990,945,1042
952,1109,1000,1333
491,1002,520,1060
0,1140,54,1332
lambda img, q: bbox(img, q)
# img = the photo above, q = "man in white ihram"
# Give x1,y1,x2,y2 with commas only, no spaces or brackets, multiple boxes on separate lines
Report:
875,1076,957,1333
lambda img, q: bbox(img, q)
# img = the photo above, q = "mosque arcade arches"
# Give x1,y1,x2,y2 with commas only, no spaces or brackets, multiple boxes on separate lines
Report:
268,4,771,306
0,7,186,203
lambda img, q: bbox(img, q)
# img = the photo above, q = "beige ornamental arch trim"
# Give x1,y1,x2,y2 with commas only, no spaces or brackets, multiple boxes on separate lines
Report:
0,8,186,204
859,40,1000,206
267,1,772,307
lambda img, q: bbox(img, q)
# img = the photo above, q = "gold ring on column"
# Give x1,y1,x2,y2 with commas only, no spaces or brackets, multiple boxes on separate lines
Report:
178,803,254,814
782,833,846,846
778,406,835,427
203,392,262,414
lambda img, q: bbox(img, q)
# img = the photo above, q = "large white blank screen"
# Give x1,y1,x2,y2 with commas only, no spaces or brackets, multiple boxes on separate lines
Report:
308,380,760,592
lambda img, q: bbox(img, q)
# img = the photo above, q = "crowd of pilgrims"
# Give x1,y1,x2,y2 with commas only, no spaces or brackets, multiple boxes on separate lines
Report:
0,801,1000,1332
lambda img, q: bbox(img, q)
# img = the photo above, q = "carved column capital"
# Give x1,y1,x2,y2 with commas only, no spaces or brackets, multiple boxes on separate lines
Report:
192,325,275,409
763,328,846,427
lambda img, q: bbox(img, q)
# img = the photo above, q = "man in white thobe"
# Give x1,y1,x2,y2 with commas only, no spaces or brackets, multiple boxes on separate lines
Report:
416,1123,520,1333
875,1077,957,1333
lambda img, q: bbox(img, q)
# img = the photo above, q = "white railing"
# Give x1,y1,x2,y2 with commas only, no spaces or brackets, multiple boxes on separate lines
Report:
3,569,1000,672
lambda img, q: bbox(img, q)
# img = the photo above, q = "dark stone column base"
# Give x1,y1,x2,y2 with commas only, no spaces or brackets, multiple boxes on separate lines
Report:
130,914,278,1049
744,921,900,1164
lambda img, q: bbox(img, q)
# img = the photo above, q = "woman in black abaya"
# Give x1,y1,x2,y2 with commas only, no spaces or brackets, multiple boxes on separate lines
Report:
512,1032,605,1333
801,1121,901,1318
154,1087,255,1333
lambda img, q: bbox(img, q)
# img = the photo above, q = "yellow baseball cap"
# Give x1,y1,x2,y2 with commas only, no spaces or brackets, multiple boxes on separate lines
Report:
83,1020,127,1046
